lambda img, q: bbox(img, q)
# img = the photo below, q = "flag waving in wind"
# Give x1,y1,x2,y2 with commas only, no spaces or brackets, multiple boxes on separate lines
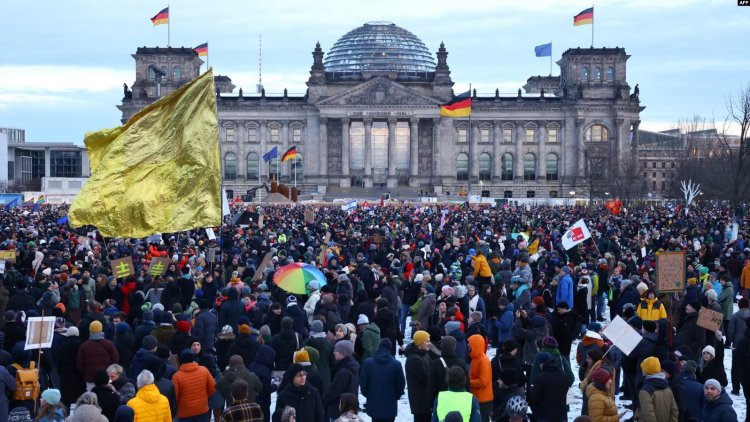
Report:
263,146,278,163
439,91,471,117
194,43,208,57
574,7,594,26
534,43,552,57
561,219,592,250
151,7,169,25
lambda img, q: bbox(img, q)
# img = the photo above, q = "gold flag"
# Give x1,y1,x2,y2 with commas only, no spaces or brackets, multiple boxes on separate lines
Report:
69,69,221,238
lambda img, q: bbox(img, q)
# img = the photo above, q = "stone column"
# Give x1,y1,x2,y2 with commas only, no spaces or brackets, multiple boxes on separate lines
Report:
492,121,501,180
259,120,267,181
432,118,441,184
577,119,586,176
364,117,373,188
341,117,351,187
319,118,328,184
538,124,547,180
514,122,524,180
281,121,290,179
387,117,397,188
237,123,247,179
614,118,624,176
471,122,480,179
409,117,420,187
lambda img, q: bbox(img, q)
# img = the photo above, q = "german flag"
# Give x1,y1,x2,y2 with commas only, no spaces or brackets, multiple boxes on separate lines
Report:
151,7,169,26
574,7,593,26
439,91,471,117
194,43,208,57
281,146,299,162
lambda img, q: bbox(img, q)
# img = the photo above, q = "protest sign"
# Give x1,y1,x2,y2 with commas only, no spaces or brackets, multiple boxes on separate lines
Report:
207,247,217,263
148,257,171,276
24,316,56,350
601,315,643,356
252,252,275,283
656,251,686,293
304,208,315,223
697,307,723,332
206,228,216,240
111,256,135,279
318,232,331,264
0,250,16,263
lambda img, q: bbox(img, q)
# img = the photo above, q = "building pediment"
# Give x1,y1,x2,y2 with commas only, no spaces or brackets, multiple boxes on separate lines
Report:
316,77,443,107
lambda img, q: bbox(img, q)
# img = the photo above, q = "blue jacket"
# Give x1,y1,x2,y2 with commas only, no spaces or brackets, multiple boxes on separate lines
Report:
680,374,703,421
360,347,406,419
0,366,14,422
556,274,574,307
700,390,737,422
496,303,515,342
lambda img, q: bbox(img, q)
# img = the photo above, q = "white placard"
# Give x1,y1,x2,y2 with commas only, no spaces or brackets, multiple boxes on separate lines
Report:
601,315,642,356
206,228,216,240
24,316,56,350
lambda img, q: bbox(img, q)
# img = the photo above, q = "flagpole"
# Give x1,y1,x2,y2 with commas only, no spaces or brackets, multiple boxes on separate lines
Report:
467,83,472,204
167,4,171,47
206,40,209,69
591,5,594,47
549,41,553,76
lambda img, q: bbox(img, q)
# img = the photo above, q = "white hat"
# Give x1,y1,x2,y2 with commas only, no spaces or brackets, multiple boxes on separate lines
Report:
702,345,716,357
357,314,369,325
308,280,319,291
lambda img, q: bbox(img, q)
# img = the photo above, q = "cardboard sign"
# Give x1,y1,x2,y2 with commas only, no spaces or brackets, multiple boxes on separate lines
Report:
148,257,171,276
318,232,331,264
370,234,384,244
304,209,315,224
206,228,216,241
207,247,217,263
111,256,135,279
0,251,16,263
24,316,56,350
697,307,723,332
656,251,686,293
602,315,643,356
252,252,275,283
258,214,264,228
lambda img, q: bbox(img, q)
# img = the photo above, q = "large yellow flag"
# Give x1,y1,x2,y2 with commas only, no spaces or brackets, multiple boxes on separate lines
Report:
69,69,221,238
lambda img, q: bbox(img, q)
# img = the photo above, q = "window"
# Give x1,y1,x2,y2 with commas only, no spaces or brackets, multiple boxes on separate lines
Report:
350,122,365,169
224,153,237,180
527,191,535,198
661,181,666,190
248,127,258,143
652,162,656,168
606,67,614,81
585,124,609,142
550,190,558,198
148,67,157,81
458,128,468,143
225,127,235,143
226,190,233,200
643,172,647,178
269,126,280,143
50,150,82,178
546,153,558,181
504,190,513,198
501,153,513,181
662,162,666,168
371,122,388,170
653,172,656,177
292,153,303,181
478,153,492,181
247,152,259,180
456,153,469,181
173,66,182,80
594,67,602,80
160,66,168,78
662,172,666,178
580,67,589,80
395,122,410,171
480,128,490,143
268,158,279,179
653,181,656,190
292,128,302,143
523,153,536,180
525,128,536,143
643,162,647,168
547,128,558,143
502,128,513,143
671,162,675,168
481,190,490,198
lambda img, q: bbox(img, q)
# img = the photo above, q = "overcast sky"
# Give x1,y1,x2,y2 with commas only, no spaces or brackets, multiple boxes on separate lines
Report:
2,0,748,143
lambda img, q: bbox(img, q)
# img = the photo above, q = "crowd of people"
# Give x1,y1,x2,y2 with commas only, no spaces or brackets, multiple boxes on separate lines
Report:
0,202,746,422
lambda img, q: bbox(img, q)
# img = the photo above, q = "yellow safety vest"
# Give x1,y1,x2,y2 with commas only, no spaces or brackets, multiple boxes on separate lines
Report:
436,390,473,422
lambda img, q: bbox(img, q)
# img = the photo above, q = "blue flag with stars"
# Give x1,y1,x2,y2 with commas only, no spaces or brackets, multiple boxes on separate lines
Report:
534,43,552,57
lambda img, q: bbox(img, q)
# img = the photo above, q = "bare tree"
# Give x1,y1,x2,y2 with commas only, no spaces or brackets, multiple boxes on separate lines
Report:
608,151,643,204
577,144,609,206
723,84,750,206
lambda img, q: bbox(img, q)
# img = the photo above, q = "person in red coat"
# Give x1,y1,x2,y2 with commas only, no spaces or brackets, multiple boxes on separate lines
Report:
77,320,120,390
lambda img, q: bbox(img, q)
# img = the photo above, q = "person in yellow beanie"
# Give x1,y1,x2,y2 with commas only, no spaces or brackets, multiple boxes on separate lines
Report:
405,330,432,421
77,320,119,390
637,356,678,422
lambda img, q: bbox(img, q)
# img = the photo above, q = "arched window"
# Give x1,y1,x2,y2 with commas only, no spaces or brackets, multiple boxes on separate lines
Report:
585,124,609,142
501,153,513,181
292,153,304,182
148,67,157,81
546,153,559,181
246,152,259,180
478,153,492,181
224,153,237,180
580,66,589,80
160,66,168,78
594,67,602,80
523,153,536,181
173,66,182,80
605,67,614,81
456,153,469,181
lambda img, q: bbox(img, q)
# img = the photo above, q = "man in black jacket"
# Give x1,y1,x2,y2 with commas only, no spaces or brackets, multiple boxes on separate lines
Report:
426,336,468,412
405,330,432,422
528,352,570,422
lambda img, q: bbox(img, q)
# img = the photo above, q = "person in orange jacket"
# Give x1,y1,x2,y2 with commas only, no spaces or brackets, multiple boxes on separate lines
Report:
468,334,493,422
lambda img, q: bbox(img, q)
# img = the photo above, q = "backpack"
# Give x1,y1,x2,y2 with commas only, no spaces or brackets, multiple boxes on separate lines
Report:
11,362,40,401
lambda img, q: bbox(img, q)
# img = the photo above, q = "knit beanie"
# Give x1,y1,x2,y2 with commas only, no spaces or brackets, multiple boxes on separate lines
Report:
440,335,457,354
445,320,461,334
179,349,195,364
303,346,320,363
378,338,392,352
641,356,661,375
334,340,354,357
412,330,430,347
704,378,722,392
89,320,103,334
310,320,324,333
281,316,293,329
41,388,61,405
590,367,611,385
238,324,252,335
293,349,310,363
142,335,158,351
702,345,715,357
681,360,698,376
176,320,191,333
541,336,558,349
537,352,552,365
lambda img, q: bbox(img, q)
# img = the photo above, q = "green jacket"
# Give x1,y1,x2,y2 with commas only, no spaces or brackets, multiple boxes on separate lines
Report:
718,284,734,320
361,323,381,361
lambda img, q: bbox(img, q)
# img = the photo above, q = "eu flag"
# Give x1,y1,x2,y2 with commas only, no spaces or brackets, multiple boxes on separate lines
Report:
534,43,552,57
263,146,278,162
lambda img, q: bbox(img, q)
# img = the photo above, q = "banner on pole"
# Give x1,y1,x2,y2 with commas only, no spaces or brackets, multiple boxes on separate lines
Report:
601,315,642,356
24,316,56,350
561,219,591,250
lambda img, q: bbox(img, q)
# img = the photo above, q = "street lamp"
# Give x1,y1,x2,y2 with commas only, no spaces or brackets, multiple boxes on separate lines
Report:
569,191,576,196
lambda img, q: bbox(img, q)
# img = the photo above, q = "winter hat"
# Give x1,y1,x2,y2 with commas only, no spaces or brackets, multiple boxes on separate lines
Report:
441,335,457,354
589,367,611,385
4,310,16,322
286,295,297,305
293,349,310,364
303,346,320,363
445,320,461,333
445,411,464,422
681,360,698,376
308,280,319,291
334,340,354,357
424,284,435,294
561,266,571,274
41,388,61,405
357,314,369,325
281,316,293,329
238,324,251,335
142,335,158,350
114,404,135,422
116,322,130,336
542,336,559,349
531,316,547,328
588,322,602,332
310,320,324,333
441,285,454,296
413,330,430,347
286,363,307,382
704,378,722,392
143,310,154,322
662,360,678,377
179,349,195,364
63,326,79,337
176,320,191,333
94,370,110,387
532,296,545,307
537,352,552,365
378,338,393,352
641,356,661,375
702,345,715,357
89,320,103,334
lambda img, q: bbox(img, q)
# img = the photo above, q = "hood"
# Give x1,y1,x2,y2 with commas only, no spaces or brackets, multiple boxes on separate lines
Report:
373,348,394,364
71,404,104,420
643,374,670,390
502,302,515,315
136,384,164,404
582,332,602,344
336,355,360,373
468,334,486,359
253,345,276,367
707,390,734,408
179,362,200,372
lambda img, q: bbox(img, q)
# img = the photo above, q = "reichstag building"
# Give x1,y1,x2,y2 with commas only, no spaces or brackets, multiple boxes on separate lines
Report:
119,22,644,199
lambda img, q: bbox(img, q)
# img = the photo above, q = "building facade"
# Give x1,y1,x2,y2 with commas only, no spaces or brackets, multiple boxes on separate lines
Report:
119,22,644,199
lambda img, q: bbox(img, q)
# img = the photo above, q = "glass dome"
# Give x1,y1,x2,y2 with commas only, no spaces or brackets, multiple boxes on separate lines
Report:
324,22,437,73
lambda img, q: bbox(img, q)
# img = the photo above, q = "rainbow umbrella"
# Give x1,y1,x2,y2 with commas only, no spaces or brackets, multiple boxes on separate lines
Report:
273,262,327,295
